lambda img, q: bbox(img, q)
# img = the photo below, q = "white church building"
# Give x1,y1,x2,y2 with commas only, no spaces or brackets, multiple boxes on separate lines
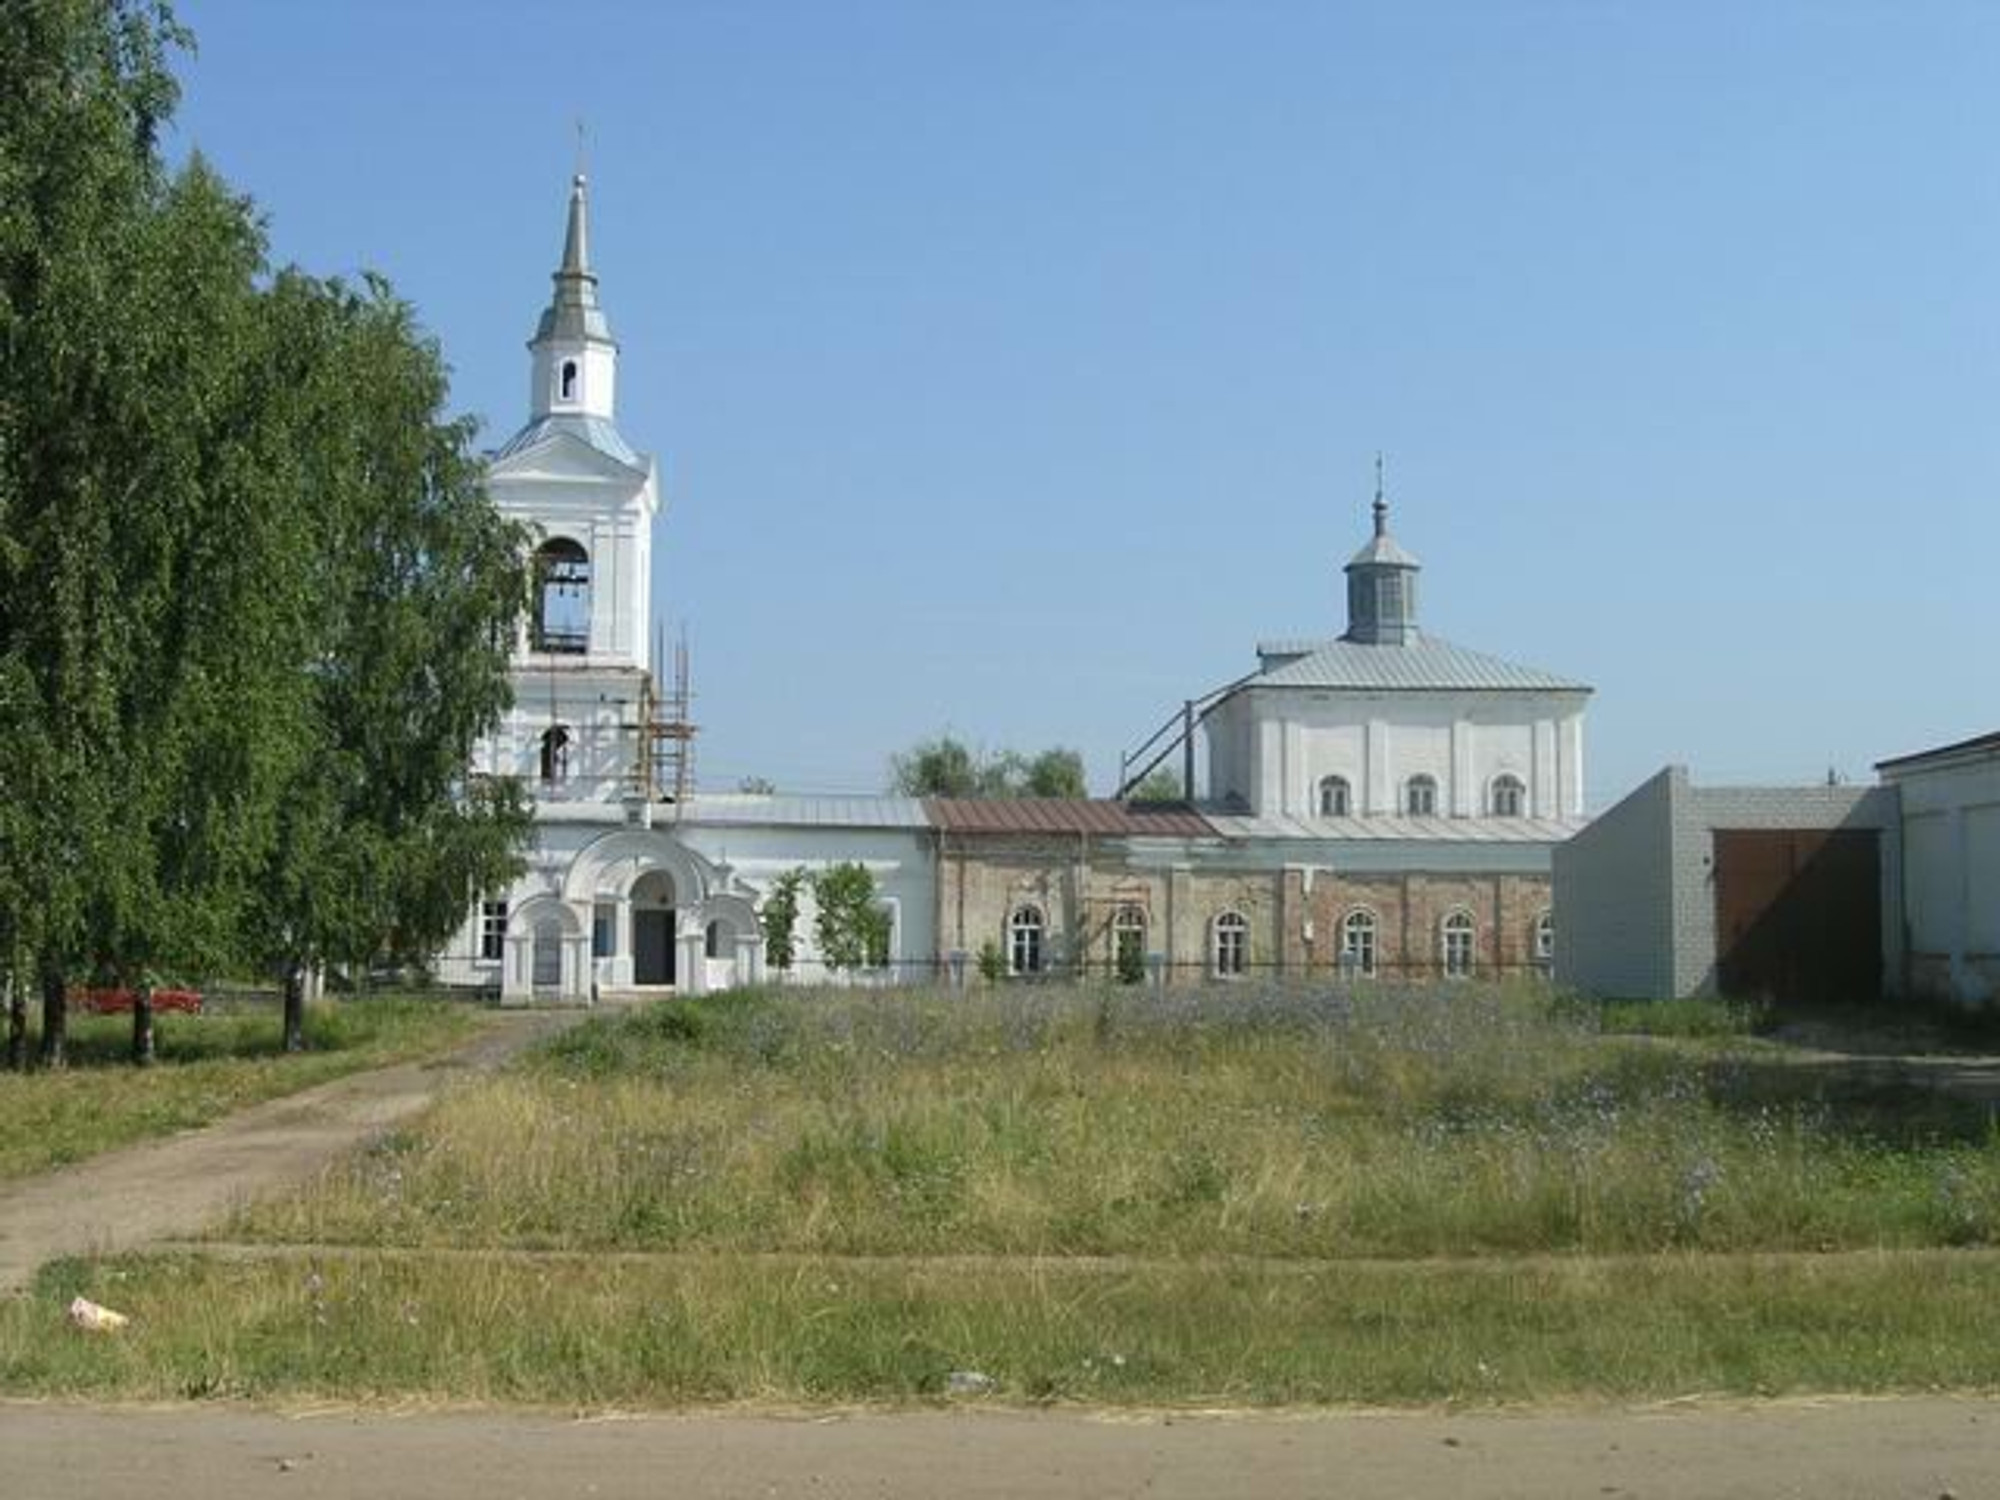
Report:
434,176,1592,999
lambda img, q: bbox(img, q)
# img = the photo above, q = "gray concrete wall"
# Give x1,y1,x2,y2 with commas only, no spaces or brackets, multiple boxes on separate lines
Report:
1552,767,1676,998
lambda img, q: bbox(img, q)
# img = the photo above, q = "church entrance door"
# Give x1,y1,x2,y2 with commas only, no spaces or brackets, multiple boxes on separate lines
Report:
634,909,675,986
630,869,678,987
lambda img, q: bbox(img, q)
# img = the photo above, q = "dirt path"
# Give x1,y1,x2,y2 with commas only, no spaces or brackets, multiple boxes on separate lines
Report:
0,1010,578,1294
1,1397,1994,1499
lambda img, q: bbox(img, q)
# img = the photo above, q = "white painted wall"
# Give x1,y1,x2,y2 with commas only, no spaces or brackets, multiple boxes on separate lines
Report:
1884,746,2000,1005
432,808,938,995
1205,687,1588,819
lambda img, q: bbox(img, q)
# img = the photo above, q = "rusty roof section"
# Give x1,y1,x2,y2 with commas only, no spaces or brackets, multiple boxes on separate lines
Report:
925,798,1218,838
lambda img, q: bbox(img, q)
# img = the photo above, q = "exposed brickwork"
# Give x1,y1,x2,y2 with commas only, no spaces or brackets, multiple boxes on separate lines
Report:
938,830,1551,984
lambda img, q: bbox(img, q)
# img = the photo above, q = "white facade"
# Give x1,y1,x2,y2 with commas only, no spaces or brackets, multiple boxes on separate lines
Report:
1204,686,1587,822
1879,732,2000,1006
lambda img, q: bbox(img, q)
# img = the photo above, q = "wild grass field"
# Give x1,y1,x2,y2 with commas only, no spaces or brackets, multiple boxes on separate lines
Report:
0,996,480,1181
8,982,2000,1408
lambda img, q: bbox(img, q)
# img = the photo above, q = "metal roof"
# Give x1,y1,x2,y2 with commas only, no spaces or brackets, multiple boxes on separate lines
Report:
532,174,615,348
680,794,931,830
492,413,645,471
1201,811,1590,844
926,798,1218,838
1345,531,1421,569
1247,635,1590,693
1875,728,2000,773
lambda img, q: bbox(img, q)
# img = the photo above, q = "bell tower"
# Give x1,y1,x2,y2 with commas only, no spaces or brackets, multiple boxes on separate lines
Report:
485,171,659,673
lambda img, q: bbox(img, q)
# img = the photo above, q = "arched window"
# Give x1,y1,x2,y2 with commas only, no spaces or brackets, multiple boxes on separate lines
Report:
559,359,578,402
1317,775,1352,818
1340,910,1378,977
1008,905,1044,976
1212,911,1249,977
539,725,571,785
1490,774,1526,818
705,919,725,959
1404,774,1438,817
532,537,591,655
1112,905,1147,978
1533,910,1555,973
1441,910,1476,979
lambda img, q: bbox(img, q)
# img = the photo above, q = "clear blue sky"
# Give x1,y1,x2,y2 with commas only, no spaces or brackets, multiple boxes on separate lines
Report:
169,1,1998,805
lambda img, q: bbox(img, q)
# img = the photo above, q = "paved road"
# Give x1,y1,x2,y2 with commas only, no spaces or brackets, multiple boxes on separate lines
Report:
1,1397,1994,1499
0,1009,577,1293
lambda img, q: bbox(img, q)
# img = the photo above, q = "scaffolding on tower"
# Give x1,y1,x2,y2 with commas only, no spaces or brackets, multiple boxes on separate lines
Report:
636,624,698,815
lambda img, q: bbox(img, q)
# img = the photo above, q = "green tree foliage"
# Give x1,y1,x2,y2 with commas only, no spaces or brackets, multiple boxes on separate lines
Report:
889,735,1091,799
810,863,892,973
244,273,531,1050
1126,766,1187,802
0,1,530,1064
759,868,806,973
1023,748,1087,798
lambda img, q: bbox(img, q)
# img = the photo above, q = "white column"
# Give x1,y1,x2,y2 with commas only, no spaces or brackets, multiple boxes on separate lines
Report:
1533,720,1559,819
680,931,708,995
1366,720,1391,815
1450,718,1475,818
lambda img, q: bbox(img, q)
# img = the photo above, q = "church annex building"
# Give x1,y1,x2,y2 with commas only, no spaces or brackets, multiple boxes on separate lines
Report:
433,177,1592,1003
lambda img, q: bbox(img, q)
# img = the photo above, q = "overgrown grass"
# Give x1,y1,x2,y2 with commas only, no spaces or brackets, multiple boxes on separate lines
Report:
1593,994,1765,1039
230,984,2000,1258
9,1247,2000,1407
0,997,479,1181
26,982,2000,1410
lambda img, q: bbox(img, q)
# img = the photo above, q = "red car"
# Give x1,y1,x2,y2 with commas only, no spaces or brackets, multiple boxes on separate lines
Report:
69,986,204,1016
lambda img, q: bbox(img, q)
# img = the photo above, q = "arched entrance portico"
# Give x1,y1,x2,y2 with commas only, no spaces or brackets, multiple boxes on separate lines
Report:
524,827,766,1001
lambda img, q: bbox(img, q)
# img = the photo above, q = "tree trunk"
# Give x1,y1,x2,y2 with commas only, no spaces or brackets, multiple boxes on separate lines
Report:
38,964,66,1070
130,975,155,1067
5,975,25,1072
282,958,306,1054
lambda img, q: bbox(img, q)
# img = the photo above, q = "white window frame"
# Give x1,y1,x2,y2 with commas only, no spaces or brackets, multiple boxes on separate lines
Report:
1441,910,1476,979
1212,911,1249,977
479,900,508,962
1008,905,1045,976
1339,909,1378,977
1405,775,1438,817
1317,775,1351,818
1490,774,1526,818
1112,904,1147,973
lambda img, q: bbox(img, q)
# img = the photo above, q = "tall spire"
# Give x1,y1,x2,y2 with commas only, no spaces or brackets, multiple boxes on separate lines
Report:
532,173,613,350
561,172,591,279
1372,451,1388,537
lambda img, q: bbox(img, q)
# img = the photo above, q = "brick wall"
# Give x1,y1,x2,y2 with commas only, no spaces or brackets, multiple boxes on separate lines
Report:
939,831,1550,984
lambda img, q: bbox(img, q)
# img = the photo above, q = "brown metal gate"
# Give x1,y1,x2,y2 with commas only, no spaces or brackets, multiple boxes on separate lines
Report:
1714,829,1881,1005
